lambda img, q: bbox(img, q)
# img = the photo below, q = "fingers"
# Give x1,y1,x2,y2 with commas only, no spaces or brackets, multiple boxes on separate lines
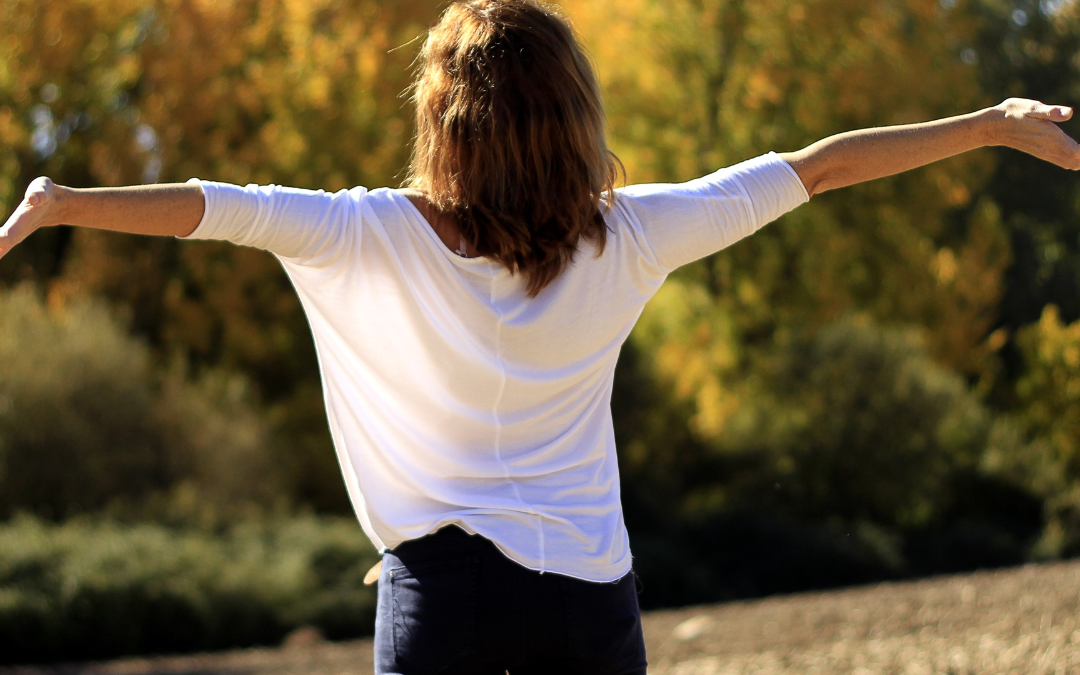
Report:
24,176,54,207
994,99,1080,170
1030,127,1080,170
0,205,29,261
1027,103,1073,122
1045,121,1080,170
0,178,55,261
1000,98,1074,122
1021,123,1080,169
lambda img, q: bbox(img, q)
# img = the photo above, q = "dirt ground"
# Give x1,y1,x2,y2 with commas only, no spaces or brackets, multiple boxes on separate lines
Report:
5,560,1080,675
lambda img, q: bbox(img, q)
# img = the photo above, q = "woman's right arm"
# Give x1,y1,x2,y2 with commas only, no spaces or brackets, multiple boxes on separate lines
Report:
0,178,205,261
2,178,360,265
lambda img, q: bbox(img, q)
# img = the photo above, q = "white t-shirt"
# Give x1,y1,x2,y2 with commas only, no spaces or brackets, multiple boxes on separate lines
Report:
184,152,809,582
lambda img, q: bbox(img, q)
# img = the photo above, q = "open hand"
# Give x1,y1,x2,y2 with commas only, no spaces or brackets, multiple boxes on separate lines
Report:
989,98,1080,170
0,177,63,262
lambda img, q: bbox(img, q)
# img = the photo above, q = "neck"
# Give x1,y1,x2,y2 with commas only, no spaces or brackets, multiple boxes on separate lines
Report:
401,189,476,257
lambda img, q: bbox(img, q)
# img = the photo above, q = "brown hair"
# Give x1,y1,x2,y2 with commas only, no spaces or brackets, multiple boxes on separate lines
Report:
406,0,623,296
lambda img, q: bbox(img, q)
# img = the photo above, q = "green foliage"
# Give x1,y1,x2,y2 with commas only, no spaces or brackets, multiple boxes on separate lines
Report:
0,515,380,664
720,318,989,529
566,0,1008,385
968,0,1080,348
619,288,1001,528
0,285,280,521
0,0,1077,639
616,316,1044,606
0,0,446,514
0,285,164,518
1003,305,1080,556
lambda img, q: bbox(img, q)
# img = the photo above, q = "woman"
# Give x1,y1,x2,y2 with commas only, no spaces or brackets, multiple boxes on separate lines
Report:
1,0,1077,673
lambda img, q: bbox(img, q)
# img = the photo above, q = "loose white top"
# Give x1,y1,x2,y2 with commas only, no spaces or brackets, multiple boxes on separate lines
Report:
184,152,808,582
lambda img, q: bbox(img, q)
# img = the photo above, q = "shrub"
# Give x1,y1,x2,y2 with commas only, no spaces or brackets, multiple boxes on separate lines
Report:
617,315,1045,607
0,285,282,521
0,515,380,664
722,317,991,529
1005,305,1080,556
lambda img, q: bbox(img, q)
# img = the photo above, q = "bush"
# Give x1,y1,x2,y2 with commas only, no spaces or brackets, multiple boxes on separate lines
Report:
1001,304,1080,557
616,315,1046,607
722,317,990,529
0,285,282,521
0,515,380,664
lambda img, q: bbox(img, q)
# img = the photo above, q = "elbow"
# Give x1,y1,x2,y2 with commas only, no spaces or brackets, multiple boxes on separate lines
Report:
806,172,839,197
801,164,848,197
779,151,828,198
801,162,847,197
802,176,824,198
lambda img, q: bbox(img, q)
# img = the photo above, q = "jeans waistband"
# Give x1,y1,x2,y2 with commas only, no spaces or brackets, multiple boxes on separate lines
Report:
388,525,494,563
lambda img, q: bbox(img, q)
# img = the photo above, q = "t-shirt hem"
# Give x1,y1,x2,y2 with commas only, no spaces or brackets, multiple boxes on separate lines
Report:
177,177,215,240
769,151,811,203
383,522,635,583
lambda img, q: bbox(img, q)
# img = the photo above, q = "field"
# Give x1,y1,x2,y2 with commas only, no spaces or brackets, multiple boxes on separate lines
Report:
3,560,1079,675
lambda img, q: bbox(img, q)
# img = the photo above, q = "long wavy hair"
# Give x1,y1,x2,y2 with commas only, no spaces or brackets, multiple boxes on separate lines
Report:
406,0,623,296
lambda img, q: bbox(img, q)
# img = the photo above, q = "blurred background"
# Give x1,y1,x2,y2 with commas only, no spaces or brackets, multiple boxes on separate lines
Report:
1,0,1079,664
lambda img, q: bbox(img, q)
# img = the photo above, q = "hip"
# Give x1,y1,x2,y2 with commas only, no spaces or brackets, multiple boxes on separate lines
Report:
374,526,647,675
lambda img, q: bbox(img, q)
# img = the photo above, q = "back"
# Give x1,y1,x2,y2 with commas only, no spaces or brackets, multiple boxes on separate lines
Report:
182,151,808,581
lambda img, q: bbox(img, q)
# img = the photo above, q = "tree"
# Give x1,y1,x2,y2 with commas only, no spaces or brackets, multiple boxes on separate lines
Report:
559,0,1013,450
1013,304,1080,555
967,0,1080,381
0,0,445,512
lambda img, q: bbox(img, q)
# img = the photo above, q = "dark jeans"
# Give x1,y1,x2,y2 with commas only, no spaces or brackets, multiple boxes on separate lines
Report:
374,526,648,675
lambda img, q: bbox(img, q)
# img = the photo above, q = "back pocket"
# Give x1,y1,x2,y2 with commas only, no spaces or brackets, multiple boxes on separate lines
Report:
391,555,478,675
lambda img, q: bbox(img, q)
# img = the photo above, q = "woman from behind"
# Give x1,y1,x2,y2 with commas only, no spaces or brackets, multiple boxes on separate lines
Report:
1,1,1078,673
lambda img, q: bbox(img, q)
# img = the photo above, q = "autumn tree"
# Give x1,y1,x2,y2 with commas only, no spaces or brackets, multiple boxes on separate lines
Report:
1,0,1076,592
0,0,450,511
560,0,1051,592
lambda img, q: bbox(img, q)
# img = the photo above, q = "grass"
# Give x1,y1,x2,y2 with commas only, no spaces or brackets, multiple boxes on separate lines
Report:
0,515,380,664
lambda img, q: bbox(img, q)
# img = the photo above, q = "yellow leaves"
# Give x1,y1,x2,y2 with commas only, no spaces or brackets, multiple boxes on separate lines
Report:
933,248,959,286
743,70,783,111
930,164,975,207
923,198,1011,378
1027,305,1080,367
633,280,743,440
0,108,24,146
114,53,141,87
0,108,22,206
566,0,983,189
1066,344,1080,370
690,377,742,440
985,327,1008,354
1016,305,1080,474
0,0,449,403
257,122,309,176
84,32,110,62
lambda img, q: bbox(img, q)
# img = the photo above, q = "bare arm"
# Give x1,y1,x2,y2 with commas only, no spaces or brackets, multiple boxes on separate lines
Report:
779,98,1080,197
0,180,204,262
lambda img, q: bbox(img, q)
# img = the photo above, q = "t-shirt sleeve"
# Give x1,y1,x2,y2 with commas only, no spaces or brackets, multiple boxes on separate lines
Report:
617,152,809,273
180,179,366,265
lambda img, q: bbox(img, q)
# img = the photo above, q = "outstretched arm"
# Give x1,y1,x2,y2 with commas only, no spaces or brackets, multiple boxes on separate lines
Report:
0,179,204,262
779,98,1080,197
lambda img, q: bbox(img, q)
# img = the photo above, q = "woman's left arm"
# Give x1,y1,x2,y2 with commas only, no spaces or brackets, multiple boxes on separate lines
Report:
779,98,1080,197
